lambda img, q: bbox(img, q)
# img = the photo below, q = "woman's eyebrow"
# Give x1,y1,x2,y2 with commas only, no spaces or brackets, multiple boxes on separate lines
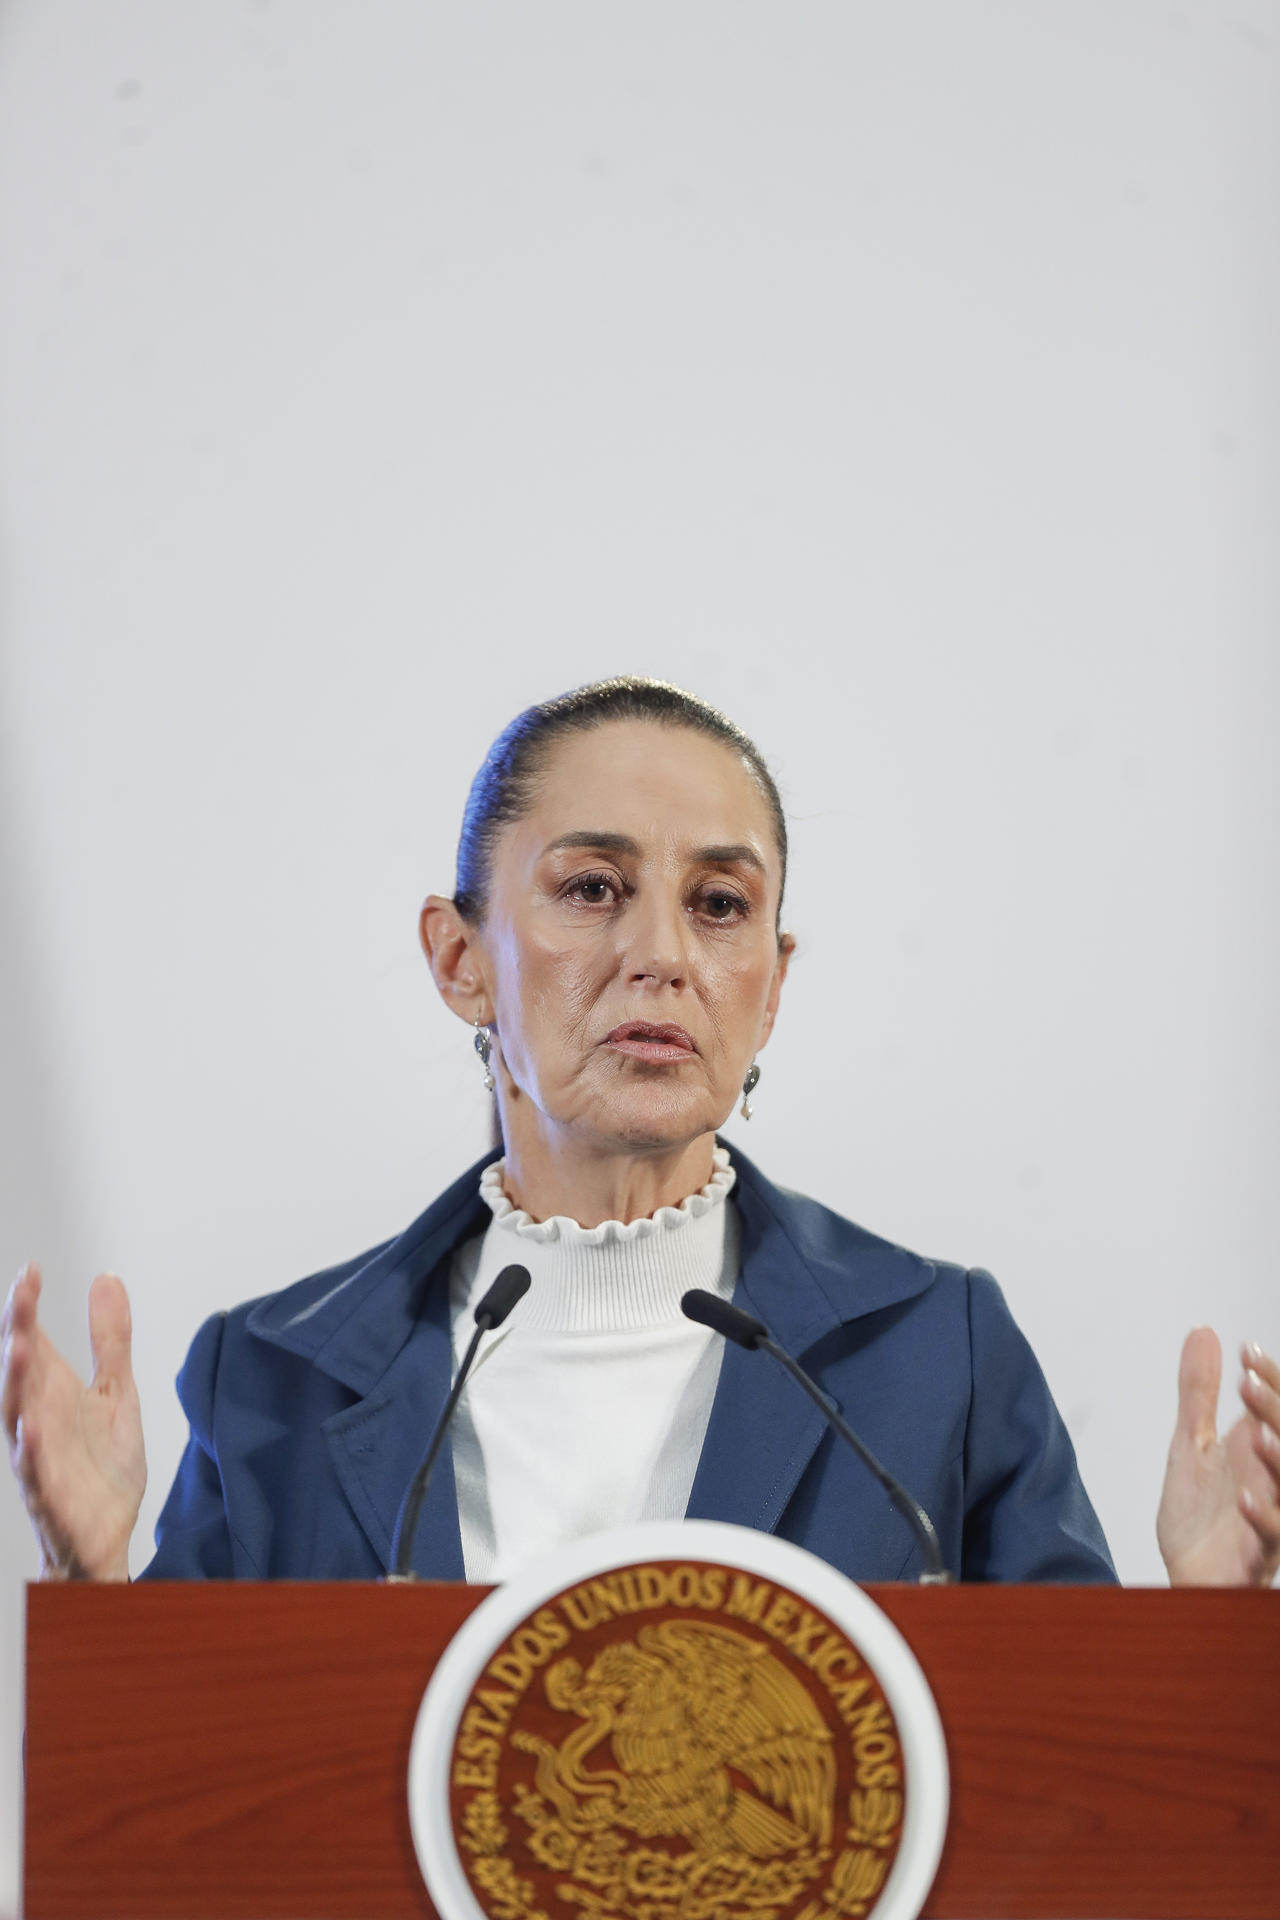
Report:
542,833,764,871
542,830,641,856
695,843,765,871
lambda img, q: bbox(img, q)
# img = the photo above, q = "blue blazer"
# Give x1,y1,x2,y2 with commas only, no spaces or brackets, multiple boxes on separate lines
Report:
140,1147,1116,1584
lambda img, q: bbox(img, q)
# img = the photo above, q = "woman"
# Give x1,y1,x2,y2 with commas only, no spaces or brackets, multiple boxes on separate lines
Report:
4,678,1279,1586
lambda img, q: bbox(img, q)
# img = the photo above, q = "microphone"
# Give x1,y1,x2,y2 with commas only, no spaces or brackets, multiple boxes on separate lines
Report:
682,1289,952,1584
388,1263,531,1581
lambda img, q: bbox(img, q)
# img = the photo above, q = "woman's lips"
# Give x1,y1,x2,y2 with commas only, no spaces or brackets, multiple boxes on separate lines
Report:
604,1021,698,1062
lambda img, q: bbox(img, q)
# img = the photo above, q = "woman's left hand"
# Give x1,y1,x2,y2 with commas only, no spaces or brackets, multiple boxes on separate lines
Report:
1157,1329,1280,1587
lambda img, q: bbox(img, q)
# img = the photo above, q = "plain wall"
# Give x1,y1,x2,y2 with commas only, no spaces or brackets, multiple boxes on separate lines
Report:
1,3,1277,1912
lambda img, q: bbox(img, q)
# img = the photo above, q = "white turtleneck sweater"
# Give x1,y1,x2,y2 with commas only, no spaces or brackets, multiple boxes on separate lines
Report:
447,1148,741,1583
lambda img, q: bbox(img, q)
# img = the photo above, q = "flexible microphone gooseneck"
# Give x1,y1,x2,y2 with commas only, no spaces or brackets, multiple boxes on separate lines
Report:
681,1288,952,1584
388,1263,531,1582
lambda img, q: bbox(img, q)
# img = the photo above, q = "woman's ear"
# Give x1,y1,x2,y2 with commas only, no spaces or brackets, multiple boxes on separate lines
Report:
419,895,491,1025
757,930,796,1051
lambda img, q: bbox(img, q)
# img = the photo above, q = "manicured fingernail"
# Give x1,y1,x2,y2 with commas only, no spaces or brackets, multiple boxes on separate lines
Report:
1246,1341,1265,1363
1240,1487,1258,1513
1260,1422,1280,1453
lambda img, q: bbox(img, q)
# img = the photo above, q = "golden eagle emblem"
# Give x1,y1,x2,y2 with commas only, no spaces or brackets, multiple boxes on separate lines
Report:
511,1619,837,1862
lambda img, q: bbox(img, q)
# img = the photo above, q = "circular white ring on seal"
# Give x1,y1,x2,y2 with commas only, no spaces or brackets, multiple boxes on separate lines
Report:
408,1519,949,1920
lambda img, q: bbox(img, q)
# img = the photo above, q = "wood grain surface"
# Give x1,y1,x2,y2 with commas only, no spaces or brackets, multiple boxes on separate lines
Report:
24,1582,1280,1919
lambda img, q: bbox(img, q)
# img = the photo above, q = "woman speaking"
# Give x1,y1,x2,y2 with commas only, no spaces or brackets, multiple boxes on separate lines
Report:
4,679,1279,1587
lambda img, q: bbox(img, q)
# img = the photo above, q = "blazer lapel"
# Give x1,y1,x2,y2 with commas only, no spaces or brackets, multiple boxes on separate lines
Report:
684,1167,836,1531
686,1145,936,1538
247,1153,496,1579
322,1298,465,1579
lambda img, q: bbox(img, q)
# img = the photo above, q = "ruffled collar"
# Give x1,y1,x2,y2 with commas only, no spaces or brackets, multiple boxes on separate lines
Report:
478,1147,735,1243
459,1147,738,1334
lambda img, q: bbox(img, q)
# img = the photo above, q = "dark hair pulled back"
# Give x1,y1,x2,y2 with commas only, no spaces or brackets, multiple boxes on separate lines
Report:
453,677,788,924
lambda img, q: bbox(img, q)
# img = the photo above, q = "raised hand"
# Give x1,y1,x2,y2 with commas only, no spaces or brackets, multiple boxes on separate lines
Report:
1,1265,146,1581
1157,1327,1280,1587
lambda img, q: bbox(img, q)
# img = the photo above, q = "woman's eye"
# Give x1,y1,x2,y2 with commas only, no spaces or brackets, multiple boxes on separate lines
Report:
699,889,748,921
563,872,619,905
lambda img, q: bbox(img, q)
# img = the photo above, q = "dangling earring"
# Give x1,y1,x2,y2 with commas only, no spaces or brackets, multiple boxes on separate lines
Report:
740,1062,760,1120
473,1014,495,1092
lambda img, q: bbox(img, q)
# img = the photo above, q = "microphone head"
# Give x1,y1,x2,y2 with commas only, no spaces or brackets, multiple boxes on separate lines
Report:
681,1289,768,1350
474,1264,531,1330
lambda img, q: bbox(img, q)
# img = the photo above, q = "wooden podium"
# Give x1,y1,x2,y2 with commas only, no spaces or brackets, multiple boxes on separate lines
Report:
24,1581,1280,1919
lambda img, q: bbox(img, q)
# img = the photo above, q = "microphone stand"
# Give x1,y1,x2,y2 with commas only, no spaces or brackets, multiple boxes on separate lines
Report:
682,1288,953,1584
387,1264,530,1582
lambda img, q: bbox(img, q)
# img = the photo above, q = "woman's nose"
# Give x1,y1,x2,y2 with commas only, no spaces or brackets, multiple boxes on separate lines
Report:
622,893,688,988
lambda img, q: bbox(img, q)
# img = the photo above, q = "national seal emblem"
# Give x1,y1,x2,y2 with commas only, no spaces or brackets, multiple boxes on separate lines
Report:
409,1522,948,1920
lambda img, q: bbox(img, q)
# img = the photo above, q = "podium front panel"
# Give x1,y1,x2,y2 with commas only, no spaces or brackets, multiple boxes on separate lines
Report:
24,1582,1280,1918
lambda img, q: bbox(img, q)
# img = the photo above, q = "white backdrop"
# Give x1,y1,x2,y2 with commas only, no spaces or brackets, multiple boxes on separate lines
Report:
1,3,1277,1912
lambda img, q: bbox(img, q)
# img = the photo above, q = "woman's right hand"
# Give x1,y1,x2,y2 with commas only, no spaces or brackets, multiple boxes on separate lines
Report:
1,1265,146,1581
